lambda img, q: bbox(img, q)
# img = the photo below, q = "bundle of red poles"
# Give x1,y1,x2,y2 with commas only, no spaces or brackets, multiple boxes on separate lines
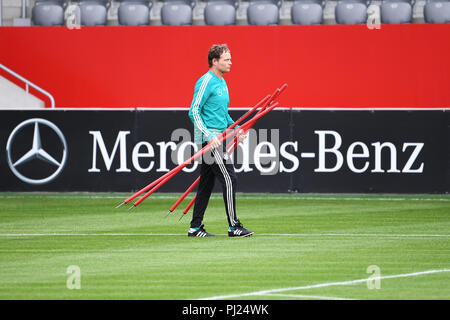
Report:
116,83,288,220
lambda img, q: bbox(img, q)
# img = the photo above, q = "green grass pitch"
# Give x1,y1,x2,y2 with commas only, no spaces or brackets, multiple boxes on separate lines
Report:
0,192,449,300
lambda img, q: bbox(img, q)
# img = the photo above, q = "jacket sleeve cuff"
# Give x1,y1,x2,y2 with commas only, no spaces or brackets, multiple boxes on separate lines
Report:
206,132,218,142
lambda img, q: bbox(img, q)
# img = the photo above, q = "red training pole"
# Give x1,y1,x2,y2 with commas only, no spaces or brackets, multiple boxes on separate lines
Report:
165,91,281,215
177,125,243,220
131,101,280,208
179,195,196,221
116,94,272,209
174,84,289,217
226,84,288,152
164,176,201,217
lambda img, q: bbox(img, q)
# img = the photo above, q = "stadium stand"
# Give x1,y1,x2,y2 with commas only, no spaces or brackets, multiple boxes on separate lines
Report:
160,0,195,25
204,0,238,25
32,0,66,25
291,0,324,24
0,0,448,26
247,0,281,25
118,0,152,25
424,0,450,22
380,0,413,23
78,0,110,25
335,0,369,24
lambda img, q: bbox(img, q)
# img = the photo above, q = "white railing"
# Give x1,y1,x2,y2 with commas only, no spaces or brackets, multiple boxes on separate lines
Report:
0,63,56,108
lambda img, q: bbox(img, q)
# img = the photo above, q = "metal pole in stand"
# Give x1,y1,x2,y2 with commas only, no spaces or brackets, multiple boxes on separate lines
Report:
13,0,31,26
0,0,3,26
22,0,26,18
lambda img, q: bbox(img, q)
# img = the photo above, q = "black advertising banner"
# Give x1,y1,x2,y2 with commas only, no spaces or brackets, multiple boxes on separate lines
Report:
0,110,448,193
290,111,449,193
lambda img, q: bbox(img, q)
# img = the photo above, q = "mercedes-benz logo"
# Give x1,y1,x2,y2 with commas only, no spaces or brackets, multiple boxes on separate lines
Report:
6,118,68,185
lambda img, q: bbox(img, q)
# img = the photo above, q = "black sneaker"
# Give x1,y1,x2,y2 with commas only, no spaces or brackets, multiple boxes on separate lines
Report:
228,221,254,238
188,224,215,237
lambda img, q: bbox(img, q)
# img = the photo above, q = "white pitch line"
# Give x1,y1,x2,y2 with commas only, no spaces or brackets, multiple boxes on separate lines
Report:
293,197,450,202
259,233,450,238
0,195,448,201
0,233,449,238
0,232,449,238
0,233,186,237
199,269,450,300
262,293,357,300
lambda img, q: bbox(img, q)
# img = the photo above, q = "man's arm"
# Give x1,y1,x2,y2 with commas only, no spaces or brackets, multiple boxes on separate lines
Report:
188,74,215,142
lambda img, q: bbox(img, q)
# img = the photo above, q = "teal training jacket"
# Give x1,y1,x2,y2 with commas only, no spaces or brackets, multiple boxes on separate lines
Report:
189,70,236,144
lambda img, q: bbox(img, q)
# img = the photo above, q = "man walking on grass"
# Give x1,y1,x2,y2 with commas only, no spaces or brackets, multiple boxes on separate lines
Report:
187,44,253,238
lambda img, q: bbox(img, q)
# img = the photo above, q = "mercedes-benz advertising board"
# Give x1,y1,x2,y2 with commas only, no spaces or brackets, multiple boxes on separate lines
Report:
0,110,448,193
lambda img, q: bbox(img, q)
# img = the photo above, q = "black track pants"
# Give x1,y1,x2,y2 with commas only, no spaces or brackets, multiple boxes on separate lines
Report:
190,143,238,228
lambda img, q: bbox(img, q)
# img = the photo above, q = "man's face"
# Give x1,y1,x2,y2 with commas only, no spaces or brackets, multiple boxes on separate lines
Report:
214,51,232,74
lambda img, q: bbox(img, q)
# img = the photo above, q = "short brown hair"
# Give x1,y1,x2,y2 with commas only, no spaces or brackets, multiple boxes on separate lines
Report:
208,44,230,68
